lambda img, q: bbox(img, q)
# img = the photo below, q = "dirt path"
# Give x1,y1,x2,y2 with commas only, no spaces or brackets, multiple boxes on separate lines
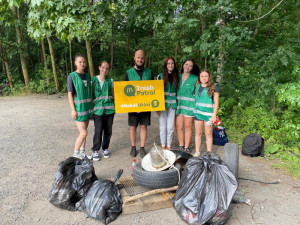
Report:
0,95,299,225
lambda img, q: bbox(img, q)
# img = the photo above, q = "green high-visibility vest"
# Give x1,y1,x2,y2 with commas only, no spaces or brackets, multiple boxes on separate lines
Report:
127,67,152,81
70,72,92,121
176,74,197,116
92,76,115,116
194,84,214,121
159,73,177,109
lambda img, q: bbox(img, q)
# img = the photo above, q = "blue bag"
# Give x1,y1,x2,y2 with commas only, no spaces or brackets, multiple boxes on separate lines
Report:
213,127,228,146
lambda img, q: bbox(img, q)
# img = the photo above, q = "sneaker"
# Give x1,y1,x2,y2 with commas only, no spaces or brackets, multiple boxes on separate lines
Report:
130,146,137,157
184,147,191,153
80,150,86,159
73,151,81,159
92,151,101,161
193,152,201,157
178,145,185,151
102,149,110,159
140,147,147,158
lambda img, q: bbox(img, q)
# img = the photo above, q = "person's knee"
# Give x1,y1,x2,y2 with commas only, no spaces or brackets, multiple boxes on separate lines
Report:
140,125,147,131
81,130,88,138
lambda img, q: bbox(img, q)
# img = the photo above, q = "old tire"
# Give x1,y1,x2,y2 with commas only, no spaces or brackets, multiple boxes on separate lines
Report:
133,162,181,189
224,143,239,180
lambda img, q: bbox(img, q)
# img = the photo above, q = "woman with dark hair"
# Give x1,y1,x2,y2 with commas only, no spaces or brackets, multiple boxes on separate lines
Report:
90,61,115,161
67,53,93,159
175,58,199,153
157,56,179,150
194,69,219,157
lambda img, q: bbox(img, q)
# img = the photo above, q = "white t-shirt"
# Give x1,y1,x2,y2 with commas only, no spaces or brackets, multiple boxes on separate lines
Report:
97,77,114,88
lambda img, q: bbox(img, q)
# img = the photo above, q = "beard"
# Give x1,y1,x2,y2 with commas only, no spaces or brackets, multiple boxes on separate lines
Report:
135,63,144,70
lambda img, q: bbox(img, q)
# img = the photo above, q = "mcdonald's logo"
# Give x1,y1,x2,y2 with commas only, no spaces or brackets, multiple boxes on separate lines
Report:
124,85,136,96
151,99,159,108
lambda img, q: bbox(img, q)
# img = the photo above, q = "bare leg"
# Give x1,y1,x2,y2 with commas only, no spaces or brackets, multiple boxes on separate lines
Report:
75,120,89,150
184,117,194,148
195,120,204,153
140,125,147,147
129,126,137,146
205,123,213,152
176,115,184,146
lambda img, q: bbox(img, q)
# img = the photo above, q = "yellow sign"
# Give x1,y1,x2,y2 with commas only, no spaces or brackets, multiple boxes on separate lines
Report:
114,80,165,113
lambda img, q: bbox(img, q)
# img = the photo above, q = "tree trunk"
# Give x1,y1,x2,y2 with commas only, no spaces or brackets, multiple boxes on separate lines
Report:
11,5,30,90
46,35,60,91
69,40,73,71
85,40,95,77
41,38,49,85
110,20,114,69
4,61,13,92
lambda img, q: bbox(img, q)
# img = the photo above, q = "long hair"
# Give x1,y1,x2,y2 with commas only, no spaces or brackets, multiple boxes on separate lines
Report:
180,58,200,76
197,69,215,96
163,56,179,90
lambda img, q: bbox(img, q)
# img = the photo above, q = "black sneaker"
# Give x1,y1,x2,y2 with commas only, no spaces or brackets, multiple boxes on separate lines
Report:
184,147,191,153
130,146,137,157
140,147,147,158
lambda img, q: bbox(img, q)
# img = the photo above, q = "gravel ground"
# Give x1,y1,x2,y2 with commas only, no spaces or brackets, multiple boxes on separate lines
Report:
0,94,299,225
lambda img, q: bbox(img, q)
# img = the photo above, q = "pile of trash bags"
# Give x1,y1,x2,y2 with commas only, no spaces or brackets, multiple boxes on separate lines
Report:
49,157,123,224
173,152,238,225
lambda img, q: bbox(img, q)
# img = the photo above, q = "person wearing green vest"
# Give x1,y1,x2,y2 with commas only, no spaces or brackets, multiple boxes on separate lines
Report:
67,53,93,159
124,49,154,158
176,58,199,153
156,56,179,150
194,69,219,157
90,61,115,161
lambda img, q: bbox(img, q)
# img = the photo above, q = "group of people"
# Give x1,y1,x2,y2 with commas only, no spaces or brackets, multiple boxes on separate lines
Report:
67,49,219,161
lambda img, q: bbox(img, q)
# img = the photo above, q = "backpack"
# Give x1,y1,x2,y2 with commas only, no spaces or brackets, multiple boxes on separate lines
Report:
242,133,264,157
213,127,228,146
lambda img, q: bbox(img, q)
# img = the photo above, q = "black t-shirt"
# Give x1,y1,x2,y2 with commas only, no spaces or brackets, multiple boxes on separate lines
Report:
157,73,173,86
67,73,87,98
124,68,154,81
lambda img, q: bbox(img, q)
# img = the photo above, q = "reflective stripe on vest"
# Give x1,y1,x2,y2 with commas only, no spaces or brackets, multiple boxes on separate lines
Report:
94,96,113,102
74,99,92,104
195,102,213,108
193,110,213,116
164,92,176,96
177,96,195,102
77,109,93,116
165,100,176,104
177,105,195,112
94,105,115,110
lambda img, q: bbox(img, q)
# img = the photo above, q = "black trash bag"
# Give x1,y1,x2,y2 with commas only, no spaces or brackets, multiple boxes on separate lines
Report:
49,157,98,211
173,153,237,225
82,169,123,225
242,133,264,157
213,127,228,146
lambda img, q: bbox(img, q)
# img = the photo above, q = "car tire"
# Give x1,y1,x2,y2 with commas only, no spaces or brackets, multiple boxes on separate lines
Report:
133,162,181,189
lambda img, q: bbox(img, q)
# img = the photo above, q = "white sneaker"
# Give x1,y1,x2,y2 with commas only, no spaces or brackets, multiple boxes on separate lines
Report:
73,151,81,159
79,150,86,159
193,152,201,157
102,149,110,158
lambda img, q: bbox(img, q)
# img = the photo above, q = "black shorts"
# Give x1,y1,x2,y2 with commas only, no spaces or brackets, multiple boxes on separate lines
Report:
128,112,151,127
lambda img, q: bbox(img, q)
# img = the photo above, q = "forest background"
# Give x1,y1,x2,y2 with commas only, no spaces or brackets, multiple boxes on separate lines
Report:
0,0,299,178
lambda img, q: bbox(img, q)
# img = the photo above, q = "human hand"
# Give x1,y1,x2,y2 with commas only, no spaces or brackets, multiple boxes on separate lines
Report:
210,115,216,123
71,110,77,120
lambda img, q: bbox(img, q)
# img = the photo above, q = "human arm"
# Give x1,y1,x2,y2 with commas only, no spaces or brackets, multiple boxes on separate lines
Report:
211,92,219,123
68,92,77,119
